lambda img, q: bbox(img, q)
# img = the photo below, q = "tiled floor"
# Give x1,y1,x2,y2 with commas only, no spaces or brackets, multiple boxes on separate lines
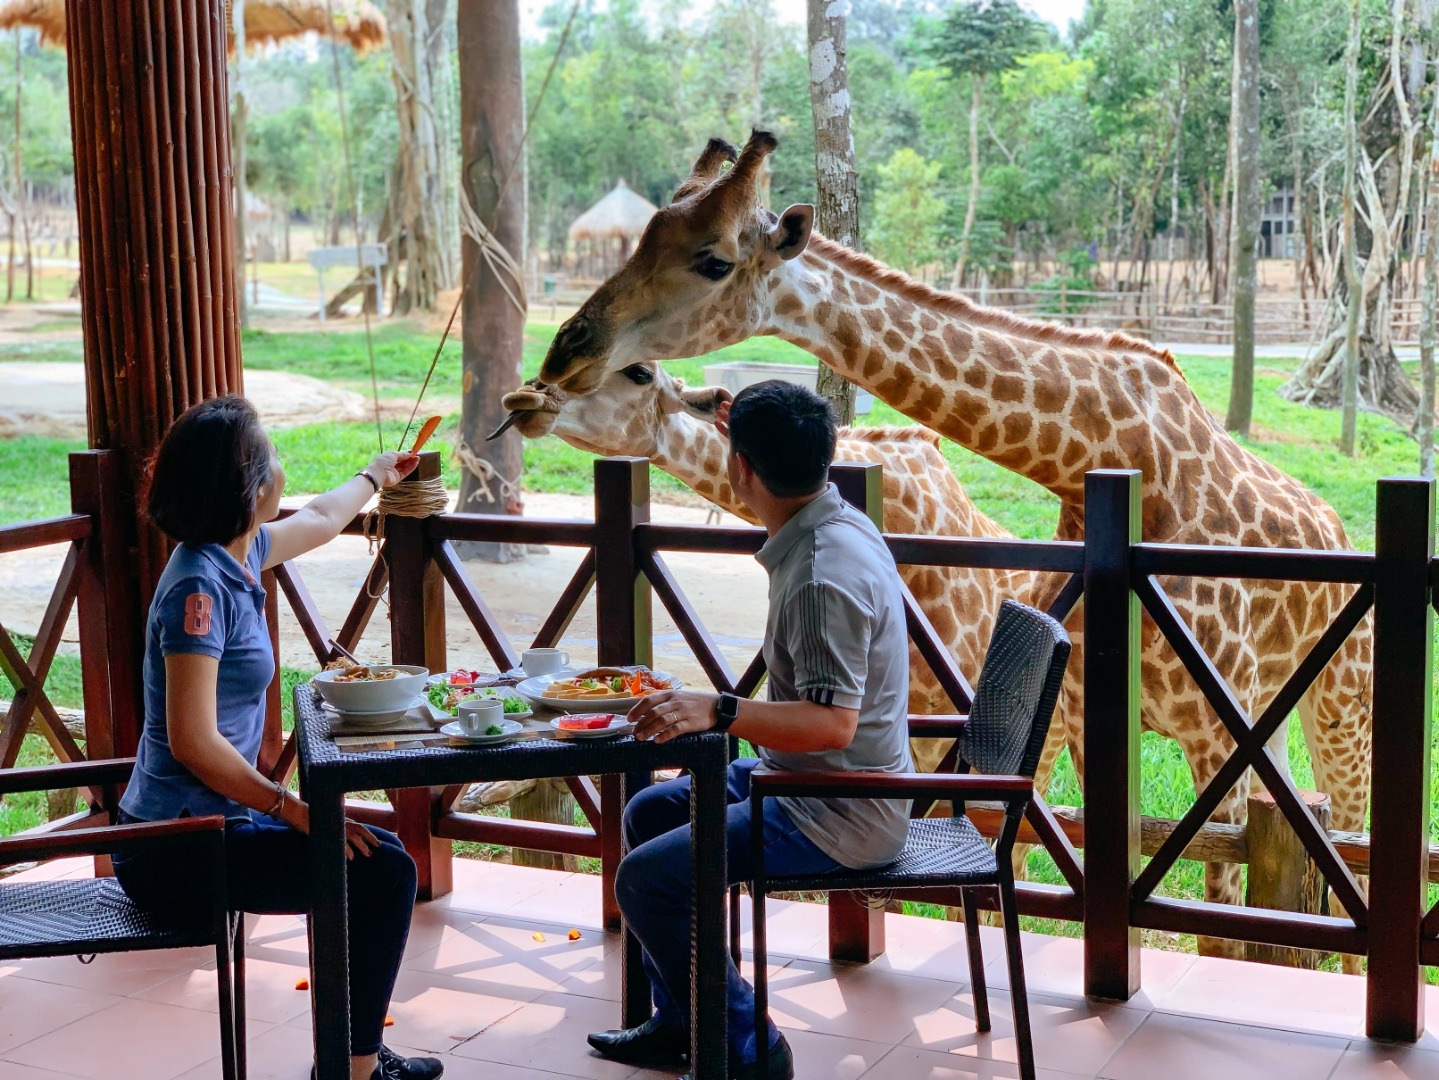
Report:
0,857,1431,1079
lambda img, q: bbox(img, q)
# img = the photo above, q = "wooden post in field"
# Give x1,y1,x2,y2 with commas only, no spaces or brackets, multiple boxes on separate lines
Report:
64,0,243,747
1243,789,1330,968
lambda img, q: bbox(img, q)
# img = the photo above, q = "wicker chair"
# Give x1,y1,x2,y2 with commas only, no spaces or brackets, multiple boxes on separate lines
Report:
749,599,1071,1080
0,759,246,1080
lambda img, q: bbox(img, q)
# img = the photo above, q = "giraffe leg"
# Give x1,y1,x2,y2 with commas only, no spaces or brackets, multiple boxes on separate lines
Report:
1297,629,1373,976
1176,722,1250,960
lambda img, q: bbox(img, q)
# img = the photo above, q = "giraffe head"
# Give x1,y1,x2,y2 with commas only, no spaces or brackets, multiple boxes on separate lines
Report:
538,130,814,394
497,363,731,460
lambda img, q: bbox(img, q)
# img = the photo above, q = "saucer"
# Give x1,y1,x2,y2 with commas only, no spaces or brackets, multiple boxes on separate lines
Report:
440,718,524,745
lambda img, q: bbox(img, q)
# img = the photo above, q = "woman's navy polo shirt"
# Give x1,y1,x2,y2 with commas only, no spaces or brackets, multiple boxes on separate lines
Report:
120,526,276,822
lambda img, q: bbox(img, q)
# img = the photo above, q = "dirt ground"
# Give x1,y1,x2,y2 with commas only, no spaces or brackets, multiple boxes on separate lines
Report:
1,493,768,693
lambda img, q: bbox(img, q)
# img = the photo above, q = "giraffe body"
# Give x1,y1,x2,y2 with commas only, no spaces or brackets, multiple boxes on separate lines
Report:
535,133,1374,957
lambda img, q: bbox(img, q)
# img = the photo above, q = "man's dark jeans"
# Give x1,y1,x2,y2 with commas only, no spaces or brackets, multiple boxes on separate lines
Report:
616,758,843,1064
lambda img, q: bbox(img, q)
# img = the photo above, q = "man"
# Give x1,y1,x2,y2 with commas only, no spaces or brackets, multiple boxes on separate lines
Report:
588,380,913,1080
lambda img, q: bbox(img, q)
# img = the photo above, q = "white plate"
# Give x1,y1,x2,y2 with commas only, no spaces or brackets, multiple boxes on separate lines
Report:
516,671,682,714
440,719,525,745
427,686,532,721
320,696,427,727
548,714,634,739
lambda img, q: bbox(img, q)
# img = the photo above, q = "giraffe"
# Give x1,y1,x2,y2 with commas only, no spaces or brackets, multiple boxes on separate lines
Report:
497,361,1060,783
535,132,1373,961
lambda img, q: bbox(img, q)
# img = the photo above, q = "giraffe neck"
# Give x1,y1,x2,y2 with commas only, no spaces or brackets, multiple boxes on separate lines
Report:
647,415,757,525
762,237,1206,504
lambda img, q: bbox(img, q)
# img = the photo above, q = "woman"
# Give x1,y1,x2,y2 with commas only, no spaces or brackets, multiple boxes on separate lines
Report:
113,396,440,1080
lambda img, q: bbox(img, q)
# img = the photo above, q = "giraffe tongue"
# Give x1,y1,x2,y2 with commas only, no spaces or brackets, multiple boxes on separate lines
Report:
487,412,524,441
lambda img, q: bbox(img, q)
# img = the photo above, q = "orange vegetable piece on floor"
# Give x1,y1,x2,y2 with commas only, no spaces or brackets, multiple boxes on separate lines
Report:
385,1016,395,1027
295,978,309,991
532,931,546,942
568,929,582,941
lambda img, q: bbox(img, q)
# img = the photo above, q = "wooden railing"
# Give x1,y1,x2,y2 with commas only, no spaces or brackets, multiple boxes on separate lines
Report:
3,450,1435,1041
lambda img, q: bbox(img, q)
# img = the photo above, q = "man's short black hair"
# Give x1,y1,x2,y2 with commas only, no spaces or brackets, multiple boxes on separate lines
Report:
727,379,837,498
146,396,273,546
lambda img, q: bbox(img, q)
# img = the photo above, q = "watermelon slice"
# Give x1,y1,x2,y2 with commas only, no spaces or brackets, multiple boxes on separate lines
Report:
558,714,619,730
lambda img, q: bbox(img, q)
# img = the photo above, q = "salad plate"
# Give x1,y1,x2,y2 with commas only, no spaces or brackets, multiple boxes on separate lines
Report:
426,681,532,721
440,718,525,745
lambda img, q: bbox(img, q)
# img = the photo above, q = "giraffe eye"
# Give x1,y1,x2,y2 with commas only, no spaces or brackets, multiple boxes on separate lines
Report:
621,365,655,385
696,255,734,281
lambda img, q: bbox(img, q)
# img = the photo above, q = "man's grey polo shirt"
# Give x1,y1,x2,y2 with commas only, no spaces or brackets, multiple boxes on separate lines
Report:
755,483,913,870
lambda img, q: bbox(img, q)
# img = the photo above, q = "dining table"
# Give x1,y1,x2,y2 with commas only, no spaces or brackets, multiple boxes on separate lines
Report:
292,682,732,1079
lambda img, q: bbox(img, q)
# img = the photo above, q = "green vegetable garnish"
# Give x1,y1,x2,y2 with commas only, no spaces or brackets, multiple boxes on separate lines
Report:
502,697,526,713
485,723,506,736
609,676,625,692
581,678,599,689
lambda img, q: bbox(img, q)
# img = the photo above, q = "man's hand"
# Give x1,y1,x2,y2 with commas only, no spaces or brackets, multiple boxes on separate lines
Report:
630,689,721,743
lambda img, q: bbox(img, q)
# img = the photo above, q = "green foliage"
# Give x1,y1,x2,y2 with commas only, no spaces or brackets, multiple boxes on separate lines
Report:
0,32,73,194
868,149,946,271
925,0,1045,81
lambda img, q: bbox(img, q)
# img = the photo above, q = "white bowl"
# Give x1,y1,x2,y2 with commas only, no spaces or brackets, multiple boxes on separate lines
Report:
312,664,429,713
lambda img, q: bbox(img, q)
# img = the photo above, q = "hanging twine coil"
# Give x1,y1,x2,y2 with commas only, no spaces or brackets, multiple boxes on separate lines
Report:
361,473,450,600
453,439,524,514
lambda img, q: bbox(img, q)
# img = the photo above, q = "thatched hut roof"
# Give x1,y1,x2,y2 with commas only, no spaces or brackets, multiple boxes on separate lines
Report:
568,180,659,242
0,0,387,52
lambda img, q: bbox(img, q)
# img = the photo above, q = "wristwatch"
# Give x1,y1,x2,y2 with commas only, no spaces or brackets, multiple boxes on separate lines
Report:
714,692,740,733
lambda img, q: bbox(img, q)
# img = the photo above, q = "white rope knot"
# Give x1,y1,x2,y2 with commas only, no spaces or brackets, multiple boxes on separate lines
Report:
453,440,524,514
360,474,450,600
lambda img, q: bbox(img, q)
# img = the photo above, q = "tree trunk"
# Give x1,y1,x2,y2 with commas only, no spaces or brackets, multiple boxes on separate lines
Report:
457,0,526,563
65,0,243,673
953,77,981,289
385,0,455,315
1421,72,1438,476
1226,0,1260,437
807,0,859,426
510,779,578,871
12,29,23,302
1282,0,1426,433
232,0,249,329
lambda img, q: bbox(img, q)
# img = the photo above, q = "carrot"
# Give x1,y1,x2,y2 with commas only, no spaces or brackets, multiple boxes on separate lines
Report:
295,978,309,991
629,671,642,696
410,415,443,454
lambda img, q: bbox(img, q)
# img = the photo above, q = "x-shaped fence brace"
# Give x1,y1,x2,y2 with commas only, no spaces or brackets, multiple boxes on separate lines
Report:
0,543,99,808
1131,575,1373,923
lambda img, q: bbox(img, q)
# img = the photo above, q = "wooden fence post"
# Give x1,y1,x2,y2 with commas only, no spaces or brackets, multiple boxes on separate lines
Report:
1083,469,1141,1001
1243,789,1330,968
1367,476,1433,1041
69,449,141,761
387,451,452,900
593,457,655,1025
828,461,888,962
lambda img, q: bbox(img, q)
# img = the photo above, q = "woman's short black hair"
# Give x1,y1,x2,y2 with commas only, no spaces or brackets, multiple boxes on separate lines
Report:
146,396,273,545
727,380,837,498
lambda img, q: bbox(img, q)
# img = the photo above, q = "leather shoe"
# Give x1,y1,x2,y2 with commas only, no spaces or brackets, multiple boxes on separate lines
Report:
587,1015,689,1068
311,1045,444,1080
680,1033,794,1080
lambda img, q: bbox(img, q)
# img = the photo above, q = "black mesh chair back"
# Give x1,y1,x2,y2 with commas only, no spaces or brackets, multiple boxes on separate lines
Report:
958,599,1071,780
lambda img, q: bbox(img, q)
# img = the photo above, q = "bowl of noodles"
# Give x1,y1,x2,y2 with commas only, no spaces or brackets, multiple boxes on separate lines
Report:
516,666,682,714
312,663,430,713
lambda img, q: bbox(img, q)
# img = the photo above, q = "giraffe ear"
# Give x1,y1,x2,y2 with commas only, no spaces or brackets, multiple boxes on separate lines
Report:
765,204,813,264
671,385,732,422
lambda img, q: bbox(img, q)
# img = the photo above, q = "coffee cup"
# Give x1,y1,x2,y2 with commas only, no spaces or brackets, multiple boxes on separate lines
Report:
457,697,504,735
522,648,570,677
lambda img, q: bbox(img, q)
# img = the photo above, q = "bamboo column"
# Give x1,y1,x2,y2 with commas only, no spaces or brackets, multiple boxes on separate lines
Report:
65,0,242,625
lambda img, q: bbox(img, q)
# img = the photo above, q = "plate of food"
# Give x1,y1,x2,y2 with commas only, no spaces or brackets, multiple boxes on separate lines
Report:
427,668,522,690
549,713,633,739
425,682,532,721
516,666,682,714
440,718,525,745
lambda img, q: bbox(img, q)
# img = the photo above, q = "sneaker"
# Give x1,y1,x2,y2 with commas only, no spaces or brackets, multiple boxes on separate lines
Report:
377,1045,444,1079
